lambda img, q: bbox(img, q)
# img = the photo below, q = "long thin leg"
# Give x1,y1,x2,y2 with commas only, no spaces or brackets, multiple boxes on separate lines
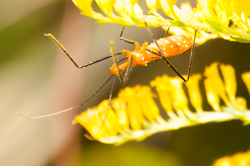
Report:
119,26,161,65
143,20,184,79
123,55,133,85
117,27,143,84
145,34,197,83
45,33,123,68
118,23,187,82
95,75,116,137
144,20,197,83
164,25,171,37
164,18,173,37
119,22,197,83
145,48,189,82
110,41,125,86
16,75,114,119
185,29,197,82
119,26,138,45
86,58,127,140
143,21,164,59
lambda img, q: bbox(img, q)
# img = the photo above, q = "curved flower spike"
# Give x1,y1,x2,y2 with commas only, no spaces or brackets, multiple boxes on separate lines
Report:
73,0,250,43
73,62,250,145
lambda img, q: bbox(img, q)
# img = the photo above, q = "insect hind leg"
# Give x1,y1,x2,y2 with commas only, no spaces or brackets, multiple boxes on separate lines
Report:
143,20,197,83
145,48,189,82
93,75,117,138
185,29,197,82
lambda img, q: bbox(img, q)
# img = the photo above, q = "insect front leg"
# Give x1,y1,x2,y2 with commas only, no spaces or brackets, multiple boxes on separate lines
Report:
110,41,126,86
164,26,171,37
122,55,133,85
119,26,139,45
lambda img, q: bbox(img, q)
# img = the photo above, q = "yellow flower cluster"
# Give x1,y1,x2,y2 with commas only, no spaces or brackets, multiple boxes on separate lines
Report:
72,0,250,43
213,150,250,166
73,62,250,145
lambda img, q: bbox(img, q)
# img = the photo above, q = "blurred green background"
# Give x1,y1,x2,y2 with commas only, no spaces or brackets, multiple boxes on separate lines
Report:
0,0,250,166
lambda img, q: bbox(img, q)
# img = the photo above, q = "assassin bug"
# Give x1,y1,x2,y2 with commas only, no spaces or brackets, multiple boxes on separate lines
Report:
16,22,197,124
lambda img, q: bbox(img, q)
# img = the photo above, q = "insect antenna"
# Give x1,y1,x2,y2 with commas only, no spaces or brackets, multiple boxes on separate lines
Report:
16,75,114,119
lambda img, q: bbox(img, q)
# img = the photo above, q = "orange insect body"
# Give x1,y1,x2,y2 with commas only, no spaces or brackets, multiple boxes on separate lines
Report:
110,35,194,75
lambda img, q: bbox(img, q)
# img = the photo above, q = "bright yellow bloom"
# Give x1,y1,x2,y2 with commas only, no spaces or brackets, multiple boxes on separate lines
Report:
204,62,231,109
242,72,250,95
186,74,203,113
73,62,250,145
213,150,250,166
72,0,250,43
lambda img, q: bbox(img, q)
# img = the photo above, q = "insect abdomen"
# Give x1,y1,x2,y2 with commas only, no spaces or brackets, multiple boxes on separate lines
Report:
147,35,194,58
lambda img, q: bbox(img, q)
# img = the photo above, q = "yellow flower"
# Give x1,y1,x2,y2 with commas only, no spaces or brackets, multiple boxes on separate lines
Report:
73,62,250,145
213,150,250,166
242,72,250,95
72,0,250,43
72,0,110,22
